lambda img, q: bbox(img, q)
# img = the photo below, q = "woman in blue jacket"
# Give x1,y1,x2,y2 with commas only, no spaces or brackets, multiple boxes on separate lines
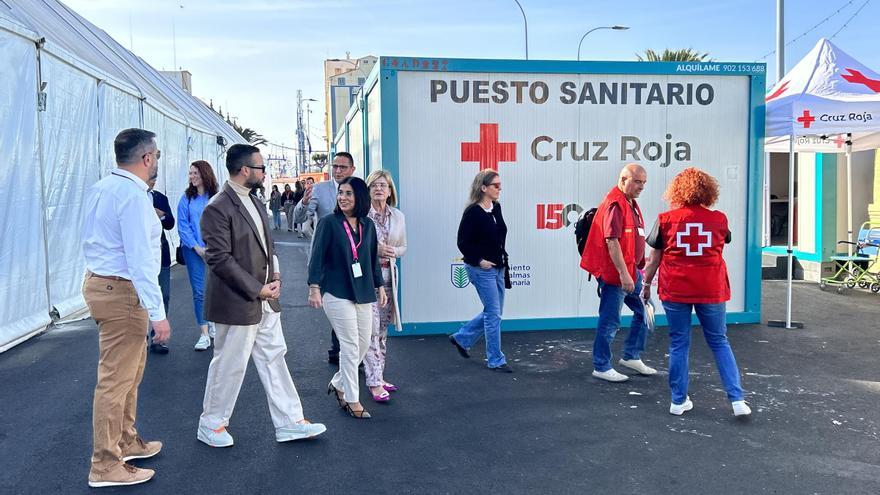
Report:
177,160,218,351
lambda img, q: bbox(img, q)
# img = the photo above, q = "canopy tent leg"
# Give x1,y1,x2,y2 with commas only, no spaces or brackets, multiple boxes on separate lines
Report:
769,135,805,329
846,134,853,256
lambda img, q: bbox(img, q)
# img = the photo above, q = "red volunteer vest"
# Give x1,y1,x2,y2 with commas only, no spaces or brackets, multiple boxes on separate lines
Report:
580,187,641,286
657,205,731,304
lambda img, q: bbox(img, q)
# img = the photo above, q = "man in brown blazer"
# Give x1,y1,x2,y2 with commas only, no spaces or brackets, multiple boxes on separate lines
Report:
196,144,326,447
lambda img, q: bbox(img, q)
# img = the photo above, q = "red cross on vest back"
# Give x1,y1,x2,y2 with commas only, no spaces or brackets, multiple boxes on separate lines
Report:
676,223,712,256
461,123,516,171
796,110,815,129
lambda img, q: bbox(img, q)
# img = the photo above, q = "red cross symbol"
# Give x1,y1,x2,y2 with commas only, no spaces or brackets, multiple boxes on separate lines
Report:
833,134,846,148
796,110,816,129
676,223,712,256
460,123,516,171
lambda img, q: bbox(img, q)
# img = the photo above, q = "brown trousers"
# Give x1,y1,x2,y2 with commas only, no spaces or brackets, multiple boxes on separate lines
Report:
83,274,149,473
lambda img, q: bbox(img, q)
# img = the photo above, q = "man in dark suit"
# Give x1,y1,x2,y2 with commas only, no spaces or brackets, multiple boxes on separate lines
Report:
196,144,325,448
147,178,175,354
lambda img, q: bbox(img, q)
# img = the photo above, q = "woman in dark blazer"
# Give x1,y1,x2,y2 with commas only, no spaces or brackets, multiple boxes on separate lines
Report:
448,169,512,372
307,177,387,418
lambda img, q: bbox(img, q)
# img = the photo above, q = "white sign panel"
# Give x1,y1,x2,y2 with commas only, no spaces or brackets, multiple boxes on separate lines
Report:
397,72,751,326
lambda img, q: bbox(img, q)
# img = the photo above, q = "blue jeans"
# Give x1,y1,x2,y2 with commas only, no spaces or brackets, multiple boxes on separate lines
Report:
182,246,207,326
662,301,744,405
271,208,281,230
452,265,506,368
594,271,648,372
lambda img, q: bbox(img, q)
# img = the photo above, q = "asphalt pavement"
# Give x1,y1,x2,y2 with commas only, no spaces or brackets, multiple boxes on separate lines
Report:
1,228,879,494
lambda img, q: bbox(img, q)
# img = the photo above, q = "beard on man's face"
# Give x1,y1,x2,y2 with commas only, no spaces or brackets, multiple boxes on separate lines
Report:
245,169,262,188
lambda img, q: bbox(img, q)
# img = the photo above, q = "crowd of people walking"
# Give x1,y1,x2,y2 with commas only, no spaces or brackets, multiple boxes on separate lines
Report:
79,127,750,488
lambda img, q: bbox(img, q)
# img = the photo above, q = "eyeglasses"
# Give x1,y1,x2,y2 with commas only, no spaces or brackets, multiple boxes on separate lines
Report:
487,182,502,189
142,150,161,160
370,182,389,189
246,165,266,171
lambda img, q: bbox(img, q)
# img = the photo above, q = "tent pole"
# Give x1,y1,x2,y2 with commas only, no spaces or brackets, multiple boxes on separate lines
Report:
785,136,794,327
846,134,853,256
768,135,804,328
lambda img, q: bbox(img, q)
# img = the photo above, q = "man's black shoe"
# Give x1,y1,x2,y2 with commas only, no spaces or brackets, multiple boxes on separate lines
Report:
489,364,513,373
448,335,469,359
149,343,169,354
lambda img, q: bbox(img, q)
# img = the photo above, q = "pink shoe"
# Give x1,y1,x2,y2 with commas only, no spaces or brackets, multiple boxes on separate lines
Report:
382,383,398,392
371,389,391,402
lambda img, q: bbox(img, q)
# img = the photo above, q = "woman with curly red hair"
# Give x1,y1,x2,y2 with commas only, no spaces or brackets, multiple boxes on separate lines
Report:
642,167,750,417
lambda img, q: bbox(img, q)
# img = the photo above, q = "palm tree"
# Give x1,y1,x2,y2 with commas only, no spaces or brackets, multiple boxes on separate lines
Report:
636,48,713,62
239,128,267,146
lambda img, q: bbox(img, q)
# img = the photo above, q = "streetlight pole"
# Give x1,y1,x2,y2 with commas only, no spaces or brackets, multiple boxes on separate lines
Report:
305,98,317,171
577,25,629,61
512,0,528,60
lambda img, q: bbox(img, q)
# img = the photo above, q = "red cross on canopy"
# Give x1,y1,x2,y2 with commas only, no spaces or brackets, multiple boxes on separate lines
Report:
675,223,712,256
460,123,516,171
796,110,816,129
833,134,846,148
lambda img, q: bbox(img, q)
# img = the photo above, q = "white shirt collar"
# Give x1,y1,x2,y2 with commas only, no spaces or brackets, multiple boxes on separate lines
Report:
112,168,149,191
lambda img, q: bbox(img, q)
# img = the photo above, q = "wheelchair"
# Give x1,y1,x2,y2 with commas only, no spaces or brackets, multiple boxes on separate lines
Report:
819,223,880,294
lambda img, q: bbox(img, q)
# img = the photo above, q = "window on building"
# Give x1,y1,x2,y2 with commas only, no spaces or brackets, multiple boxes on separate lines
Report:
358,77,365,86
338,77,346,86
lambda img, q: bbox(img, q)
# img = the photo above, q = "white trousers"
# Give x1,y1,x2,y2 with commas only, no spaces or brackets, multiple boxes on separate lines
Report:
323,293,372,403
200,309,304,429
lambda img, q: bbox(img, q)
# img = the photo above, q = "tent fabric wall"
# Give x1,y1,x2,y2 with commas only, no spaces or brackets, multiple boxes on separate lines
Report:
0,2,247,351
0,32,51,349
40,53,100,318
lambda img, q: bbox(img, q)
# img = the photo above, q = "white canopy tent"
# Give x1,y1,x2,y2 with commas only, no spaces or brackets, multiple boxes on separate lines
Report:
764,38,880,328
0,0,244,351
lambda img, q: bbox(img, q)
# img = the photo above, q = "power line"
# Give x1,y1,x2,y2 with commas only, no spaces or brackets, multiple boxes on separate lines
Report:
755,0,857,61
829,0,872,39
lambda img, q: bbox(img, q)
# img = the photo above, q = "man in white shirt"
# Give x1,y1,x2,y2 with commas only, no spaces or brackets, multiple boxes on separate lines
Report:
293,152,356,363
196,144,326,448
81,128,171,488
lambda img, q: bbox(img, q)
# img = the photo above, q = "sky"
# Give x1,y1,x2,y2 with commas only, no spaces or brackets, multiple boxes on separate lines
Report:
64,0,880,149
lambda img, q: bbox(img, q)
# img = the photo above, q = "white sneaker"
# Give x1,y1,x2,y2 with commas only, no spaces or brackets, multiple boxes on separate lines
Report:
197,424,234,447
207,322,216,338
670,397,694,416
732,400,752,417
592,368,629,382
275,421,327,442
194,335,211,351
619,359,657,376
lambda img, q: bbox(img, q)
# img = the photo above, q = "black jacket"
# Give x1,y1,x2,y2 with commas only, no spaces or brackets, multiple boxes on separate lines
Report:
151,189,175,267
308,212,383,304
457,202,508,267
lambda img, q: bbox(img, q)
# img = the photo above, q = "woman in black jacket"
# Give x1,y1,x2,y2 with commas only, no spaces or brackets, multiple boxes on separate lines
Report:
448,169,512,372
307,177,387,418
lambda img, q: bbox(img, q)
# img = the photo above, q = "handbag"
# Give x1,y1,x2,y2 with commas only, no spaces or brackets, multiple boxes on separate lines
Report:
176,196,191,266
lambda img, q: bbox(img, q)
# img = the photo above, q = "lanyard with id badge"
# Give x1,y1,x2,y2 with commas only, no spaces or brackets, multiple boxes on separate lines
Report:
343,220,363,278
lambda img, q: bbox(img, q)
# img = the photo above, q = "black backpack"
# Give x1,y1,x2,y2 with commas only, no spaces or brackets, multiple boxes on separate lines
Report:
574,207,598,256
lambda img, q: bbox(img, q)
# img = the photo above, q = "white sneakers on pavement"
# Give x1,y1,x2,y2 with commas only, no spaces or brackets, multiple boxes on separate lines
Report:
732,400,752,417
197,424,234,448
670,397,694,416
618,359,657,375
592,368,630,382
275,421,327,442
194,334,211,351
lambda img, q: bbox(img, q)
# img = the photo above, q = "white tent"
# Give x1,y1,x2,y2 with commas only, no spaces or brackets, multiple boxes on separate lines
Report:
764,38,880,327
0,0,245,352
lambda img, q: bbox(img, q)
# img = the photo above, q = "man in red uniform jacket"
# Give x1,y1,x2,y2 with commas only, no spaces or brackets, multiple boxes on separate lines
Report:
581,163,657,382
